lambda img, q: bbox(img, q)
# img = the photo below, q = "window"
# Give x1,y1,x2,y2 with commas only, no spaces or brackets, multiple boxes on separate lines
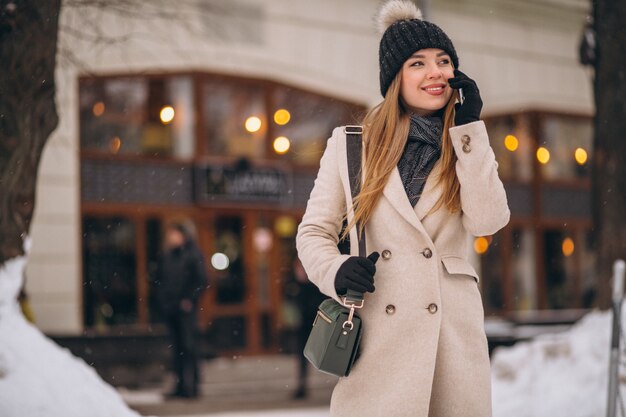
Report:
213,215,246,304
202,79,266,159
80,76,195,158
486,115,533,181
81,73,365,164
83,217,137,326
480,234,504,312
512,227,537,310
540,116,592,180
271,86,363,164
543,229,577,309
146,218,164,324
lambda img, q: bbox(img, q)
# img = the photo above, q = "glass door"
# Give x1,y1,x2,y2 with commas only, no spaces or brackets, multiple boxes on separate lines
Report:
199,210,287,355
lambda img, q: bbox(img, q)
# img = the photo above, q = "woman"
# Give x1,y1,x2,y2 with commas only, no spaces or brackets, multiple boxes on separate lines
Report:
296,1,510,416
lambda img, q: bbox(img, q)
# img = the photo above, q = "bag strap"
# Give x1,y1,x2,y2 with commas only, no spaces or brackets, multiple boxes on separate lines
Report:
344,125,366,305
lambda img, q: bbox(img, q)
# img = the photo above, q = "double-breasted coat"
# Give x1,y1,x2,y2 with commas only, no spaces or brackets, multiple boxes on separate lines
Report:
296,120,510,417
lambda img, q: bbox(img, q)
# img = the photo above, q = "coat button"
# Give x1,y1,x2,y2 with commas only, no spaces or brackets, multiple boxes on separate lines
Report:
422,248,433,259
461,135,471,153
385,305,396,315
381,249,392,260
427,303,438,314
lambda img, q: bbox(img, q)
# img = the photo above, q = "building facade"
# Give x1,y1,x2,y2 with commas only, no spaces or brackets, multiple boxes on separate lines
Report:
27,0,593,355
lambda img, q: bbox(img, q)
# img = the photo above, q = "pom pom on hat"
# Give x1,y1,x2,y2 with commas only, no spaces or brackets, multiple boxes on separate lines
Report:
376,0,423,34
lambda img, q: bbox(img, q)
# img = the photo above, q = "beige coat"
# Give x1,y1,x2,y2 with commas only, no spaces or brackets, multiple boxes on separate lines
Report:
296,120,510,417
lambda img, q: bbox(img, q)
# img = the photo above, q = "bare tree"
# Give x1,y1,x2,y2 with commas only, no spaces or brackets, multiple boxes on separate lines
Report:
0,0,239,269
0,0,61,265
592,0,626,306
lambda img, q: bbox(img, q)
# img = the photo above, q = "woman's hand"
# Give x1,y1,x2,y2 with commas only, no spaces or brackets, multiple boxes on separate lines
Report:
334,252,380,295
448,69,483,126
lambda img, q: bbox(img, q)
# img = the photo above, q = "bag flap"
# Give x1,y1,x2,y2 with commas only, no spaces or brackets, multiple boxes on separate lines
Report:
318,298,347,321
441,255,480,283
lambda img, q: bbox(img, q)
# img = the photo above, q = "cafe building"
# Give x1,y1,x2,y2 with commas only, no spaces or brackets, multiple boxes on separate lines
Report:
28,0,594,358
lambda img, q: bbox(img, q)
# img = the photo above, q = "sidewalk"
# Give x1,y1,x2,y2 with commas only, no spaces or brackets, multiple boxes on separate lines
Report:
121,355,336,416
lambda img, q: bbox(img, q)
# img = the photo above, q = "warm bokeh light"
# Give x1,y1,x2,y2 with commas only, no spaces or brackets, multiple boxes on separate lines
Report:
562,237,575,257
92,102,105,117
245,116,262,133
504,135,519,152
273,136,291,154
537,147,550,164
474,237,489,254
211,253,230,270
574,147,588,165
109,136,122,154
275,216,297,237
160,106,175,124
274,109,291,125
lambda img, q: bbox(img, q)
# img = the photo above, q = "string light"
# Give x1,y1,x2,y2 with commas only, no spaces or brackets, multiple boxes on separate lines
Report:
273,136,291,154
562,237,575,257
160,106,175,124
274,109,291,125
474,237,489,254
245,116,262,133
574,147,588,165
92,102,105,117
504,135,519,152
537,147,550,164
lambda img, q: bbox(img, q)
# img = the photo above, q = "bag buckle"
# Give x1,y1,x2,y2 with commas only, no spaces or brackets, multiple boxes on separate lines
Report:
341,297,364,332
341,297,364,309
343,125,363,135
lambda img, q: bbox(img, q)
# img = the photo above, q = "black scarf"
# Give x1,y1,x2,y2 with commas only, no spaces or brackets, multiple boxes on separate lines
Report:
397,115,443,207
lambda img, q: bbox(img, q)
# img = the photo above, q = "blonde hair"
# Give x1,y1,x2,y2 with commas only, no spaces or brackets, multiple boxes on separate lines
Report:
342,72,461,239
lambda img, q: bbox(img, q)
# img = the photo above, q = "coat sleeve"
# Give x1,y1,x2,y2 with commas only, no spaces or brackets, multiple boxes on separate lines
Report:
449,120,511,236
296,128,350,303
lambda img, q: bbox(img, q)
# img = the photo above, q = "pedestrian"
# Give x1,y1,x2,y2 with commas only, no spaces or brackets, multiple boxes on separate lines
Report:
296,1,510,416
154,220,209,399
289,256,326,399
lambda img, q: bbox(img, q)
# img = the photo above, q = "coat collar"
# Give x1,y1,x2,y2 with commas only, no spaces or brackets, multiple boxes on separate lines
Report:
382,161,443,231
337,127,442,235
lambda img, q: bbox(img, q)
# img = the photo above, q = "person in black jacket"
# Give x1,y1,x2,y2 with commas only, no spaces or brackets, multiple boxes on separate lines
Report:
154,221,209,398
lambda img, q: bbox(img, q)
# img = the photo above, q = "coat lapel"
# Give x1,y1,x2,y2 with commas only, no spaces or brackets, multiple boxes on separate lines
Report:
414,161,443,221
382,161,443,232
382,167,423,231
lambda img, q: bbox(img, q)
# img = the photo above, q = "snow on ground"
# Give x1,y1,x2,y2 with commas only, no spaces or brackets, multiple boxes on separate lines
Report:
1,240,625,417
166,410,329,417
491,308,624,417
0,248,141,417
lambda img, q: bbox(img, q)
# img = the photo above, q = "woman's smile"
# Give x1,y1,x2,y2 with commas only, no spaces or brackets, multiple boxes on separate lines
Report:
421,83,447,96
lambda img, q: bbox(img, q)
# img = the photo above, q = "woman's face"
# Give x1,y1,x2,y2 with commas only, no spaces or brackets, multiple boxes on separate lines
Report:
399,48,454,116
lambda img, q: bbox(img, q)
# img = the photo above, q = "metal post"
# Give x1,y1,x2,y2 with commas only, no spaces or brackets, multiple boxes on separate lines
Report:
607,259,625,417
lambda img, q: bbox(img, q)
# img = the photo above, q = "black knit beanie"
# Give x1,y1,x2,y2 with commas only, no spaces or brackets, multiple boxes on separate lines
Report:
377,0,459,97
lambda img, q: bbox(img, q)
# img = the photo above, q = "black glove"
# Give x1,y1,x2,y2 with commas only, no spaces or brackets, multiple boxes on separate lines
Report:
334,252,380,295
448,69,483,126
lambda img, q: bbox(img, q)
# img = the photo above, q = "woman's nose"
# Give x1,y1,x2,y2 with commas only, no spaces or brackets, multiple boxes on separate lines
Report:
426,67,443,80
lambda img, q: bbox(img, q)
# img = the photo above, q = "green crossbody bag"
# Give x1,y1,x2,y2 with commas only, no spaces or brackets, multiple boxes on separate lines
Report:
303,125,366,377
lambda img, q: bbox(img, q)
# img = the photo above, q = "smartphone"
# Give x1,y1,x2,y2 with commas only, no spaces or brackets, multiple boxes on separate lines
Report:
458,88,465,105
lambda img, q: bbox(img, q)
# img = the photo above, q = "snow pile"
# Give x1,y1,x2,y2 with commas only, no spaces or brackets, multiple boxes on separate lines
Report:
492,309,622,417
0,251,141,417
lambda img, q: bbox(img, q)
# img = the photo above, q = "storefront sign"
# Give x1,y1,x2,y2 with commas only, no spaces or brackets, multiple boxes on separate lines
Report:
195,164,292,204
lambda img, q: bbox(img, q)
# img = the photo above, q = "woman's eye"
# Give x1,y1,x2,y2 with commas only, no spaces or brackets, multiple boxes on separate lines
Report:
410,61,424,67
438,59,451,65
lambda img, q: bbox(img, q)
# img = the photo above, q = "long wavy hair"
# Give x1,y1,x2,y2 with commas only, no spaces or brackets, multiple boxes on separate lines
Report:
342,71,461,239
